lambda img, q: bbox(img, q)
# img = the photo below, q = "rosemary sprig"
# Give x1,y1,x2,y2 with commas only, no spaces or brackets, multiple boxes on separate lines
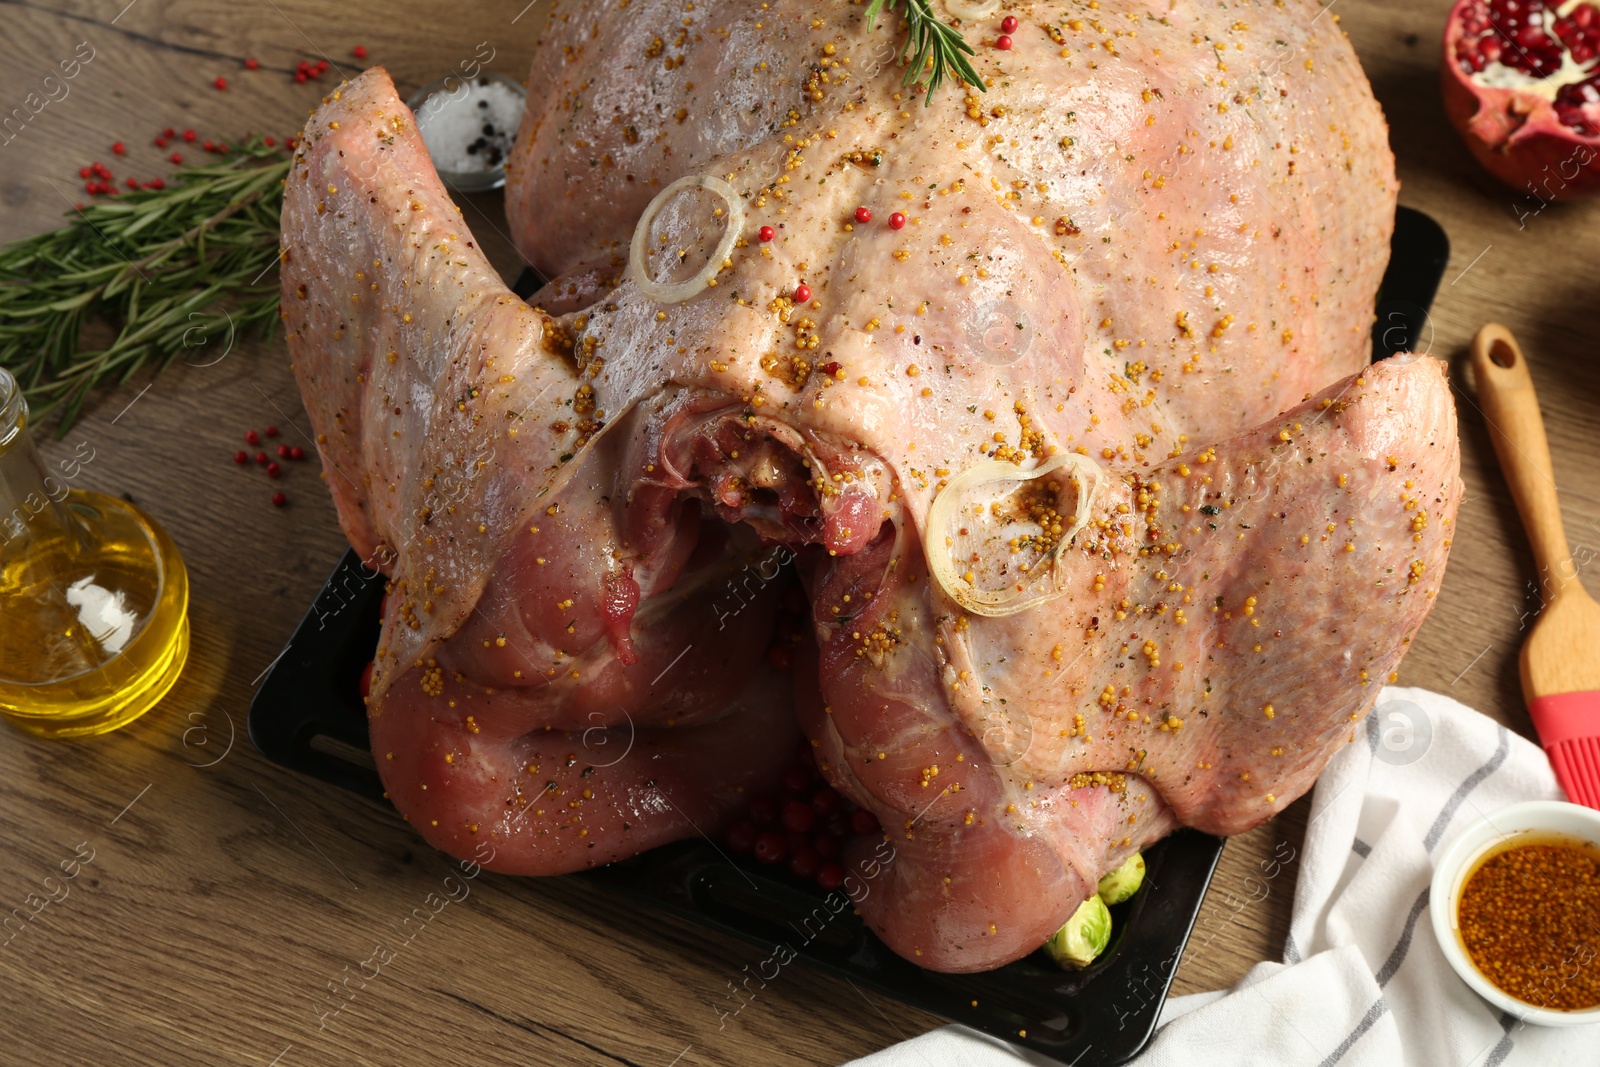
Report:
0,139,290,433
865,0,986,105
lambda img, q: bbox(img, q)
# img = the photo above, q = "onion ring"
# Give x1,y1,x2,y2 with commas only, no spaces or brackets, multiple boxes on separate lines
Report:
627,174,745,304
923,452,1103,617
944,0,1001,21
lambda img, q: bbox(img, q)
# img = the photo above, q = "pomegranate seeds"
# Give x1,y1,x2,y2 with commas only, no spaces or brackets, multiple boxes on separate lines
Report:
1445,0,1600,195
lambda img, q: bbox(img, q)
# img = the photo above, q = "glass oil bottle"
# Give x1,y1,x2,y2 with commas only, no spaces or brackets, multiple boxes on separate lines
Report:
0,367,189,737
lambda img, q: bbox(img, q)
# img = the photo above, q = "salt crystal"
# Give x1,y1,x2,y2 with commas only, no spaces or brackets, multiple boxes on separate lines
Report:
414,76,523,174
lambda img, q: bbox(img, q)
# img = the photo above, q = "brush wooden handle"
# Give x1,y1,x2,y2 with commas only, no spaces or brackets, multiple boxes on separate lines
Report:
1471,323,1577,600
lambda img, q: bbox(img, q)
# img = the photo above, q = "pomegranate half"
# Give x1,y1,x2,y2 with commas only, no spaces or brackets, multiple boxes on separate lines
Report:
1444,0,1600,201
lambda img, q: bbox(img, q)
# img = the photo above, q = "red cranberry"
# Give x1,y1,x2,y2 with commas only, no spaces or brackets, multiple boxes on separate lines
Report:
752,830,788,864
747,796,778,825
811,787,842,816
850,809,881,837
783,764,814,794
789,846,821,880
725,819,757,854
817,862,844,892
781,800,816,834
812,834,839,859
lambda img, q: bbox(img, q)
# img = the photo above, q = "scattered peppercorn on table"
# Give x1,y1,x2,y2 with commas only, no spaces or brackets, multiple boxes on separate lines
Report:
2,1,1600,1064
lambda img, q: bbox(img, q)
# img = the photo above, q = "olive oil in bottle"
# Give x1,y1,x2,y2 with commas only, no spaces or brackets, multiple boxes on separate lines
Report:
0,368,188,737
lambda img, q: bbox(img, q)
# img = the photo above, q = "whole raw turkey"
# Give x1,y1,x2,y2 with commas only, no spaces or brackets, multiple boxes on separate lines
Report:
280,0,1462,973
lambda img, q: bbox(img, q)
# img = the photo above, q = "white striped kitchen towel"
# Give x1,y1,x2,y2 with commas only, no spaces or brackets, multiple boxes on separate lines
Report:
844,686,1590,1066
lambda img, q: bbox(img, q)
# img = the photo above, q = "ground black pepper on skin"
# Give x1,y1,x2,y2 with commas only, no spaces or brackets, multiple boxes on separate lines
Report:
1457,840,1600,1011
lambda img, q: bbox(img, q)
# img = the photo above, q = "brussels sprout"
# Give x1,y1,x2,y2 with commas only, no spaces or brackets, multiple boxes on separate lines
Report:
1043,893,1112,969
1097,852,1146,905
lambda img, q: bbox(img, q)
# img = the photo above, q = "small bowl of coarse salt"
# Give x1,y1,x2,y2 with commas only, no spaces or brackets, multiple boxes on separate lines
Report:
406,72,526,193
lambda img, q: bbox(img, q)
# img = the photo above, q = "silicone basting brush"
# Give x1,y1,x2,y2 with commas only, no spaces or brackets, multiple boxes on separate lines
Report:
1473,323,1600,809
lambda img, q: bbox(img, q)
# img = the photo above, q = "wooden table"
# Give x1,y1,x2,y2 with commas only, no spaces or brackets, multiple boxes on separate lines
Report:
2,1,1597,1063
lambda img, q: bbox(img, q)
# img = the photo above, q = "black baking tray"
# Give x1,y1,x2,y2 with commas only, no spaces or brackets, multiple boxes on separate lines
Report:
249,206,1448,1064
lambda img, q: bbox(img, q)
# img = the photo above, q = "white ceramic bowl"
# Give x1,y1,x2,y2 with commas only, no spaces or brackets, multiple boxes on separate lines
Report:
1430,800,1600,1026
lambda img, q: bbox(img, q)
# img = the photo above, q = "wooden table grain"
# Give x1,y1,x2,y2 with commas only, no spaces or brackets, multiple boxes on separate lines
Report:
2,1,1597,1064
